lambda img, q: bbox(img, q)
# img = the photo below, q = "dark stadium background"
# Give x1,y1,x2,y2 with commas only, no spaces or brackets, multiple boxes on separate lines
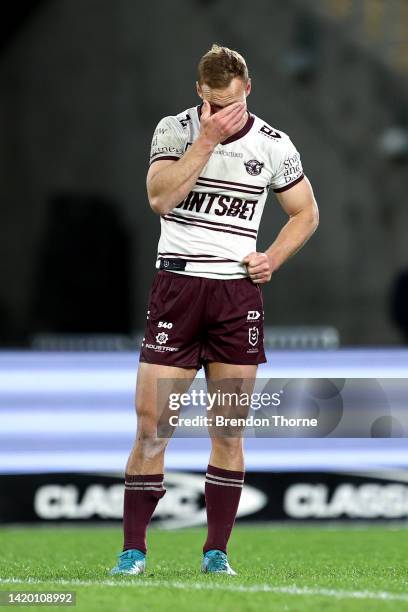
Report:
1,0,408,528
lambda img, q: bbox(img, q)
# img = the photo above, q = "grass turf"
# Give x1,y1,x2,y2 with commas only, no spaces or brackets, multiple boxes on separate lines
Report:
0,526,407,611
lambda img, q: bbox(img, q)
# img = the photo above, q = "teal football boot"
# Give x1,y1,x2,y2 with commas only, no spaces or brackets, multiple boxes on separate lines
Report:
110,549,146,575
201,550,237,575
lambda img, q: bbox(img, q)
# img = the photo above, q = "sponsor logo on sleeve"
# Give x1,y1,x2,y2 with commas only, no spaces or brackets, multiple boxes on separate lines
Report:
283,152,302,183
259,124,282,139
179,113,191,128
151,146,184,157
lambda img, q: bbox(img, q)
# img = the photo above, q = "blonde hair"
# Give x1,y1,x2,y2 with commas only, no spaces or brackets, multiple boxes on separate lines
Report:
197,44,249,88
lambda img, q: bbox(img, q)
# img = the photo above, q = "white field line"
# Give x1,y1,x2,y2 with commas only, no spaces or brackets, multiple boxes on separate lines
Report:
0,578,408,603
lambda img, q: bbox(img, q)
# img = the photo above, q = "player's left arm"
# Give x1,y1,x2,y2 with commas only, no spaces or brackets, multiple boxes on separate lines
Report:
243,176,319,284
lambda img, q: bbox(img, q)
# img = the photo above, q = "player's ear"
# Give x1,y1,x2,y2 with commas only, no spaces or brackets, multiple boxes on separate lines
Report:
245,78,252,98
196,81,203,99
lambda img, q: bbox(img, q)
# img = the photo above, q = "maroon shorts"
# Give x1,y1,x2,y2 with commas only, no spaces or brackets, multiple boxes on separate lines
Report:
139,271,266,369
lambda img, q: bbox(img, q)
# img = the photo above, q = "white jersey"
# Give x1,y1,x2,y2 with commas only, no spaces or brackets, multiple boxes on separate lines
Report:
150,105,304,279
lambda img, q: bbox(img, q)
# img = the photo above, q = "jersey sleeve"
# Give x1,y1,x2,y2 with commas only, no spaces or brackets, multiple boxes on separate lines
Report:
149,115,188,165
269,137,304,193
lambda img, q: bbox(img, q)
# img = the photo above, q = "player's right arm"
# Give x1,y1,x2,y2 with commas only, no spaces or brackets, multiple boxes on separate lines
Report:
147,101,246,215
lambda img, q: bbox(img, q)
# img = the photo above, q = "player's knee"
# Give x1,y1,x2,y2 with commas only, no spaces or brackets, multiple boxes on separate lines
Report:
211,437,243,457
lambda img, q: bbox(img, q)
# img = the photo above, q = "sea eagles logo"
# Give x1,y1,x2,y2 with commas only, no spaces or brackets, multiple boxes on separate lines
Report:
248,327,259,346
244,159,264,176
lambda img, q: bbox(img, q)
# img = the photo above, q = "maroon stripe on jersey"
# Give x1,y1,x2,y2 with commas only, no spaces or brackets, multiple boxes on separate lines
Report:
158,257,236,263
166,211,258,235
197,176,264,192
149,155,180,165
196,181,262,195
158,252,231,259
273,174,304,193
162,216,257,239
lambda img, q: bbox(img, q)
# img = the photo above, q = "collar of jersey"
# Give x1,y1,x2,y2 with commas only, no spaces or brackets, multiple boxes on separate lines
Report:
196,104,255,145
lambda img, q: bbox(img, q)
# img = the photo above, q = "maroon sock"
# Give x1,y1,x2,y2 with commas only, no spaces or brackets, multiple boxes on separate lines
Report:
203,464,244,554
123,473,165,553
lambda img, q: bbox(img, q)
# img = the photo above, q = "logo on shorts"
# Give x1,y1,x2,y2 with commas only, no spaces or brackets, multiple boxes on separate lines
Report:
248,327,259,346
158,321,173,329
244,159,264,176
156,332,169,345
247,310,261,321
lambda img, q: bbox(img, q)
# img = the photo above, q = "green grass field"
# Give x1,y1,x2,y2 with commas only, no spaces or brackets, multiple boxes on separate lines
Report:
1,526,408,611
